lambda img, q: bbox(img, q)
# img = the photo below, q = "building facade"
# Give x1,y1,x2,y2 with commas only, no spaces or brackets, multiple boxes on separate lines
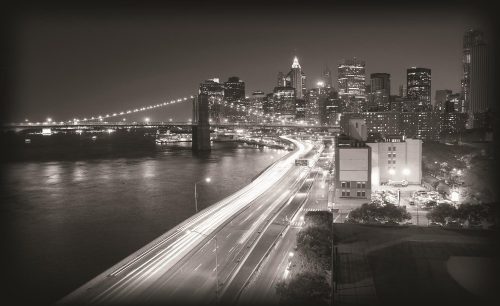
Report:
249,91,266,123
223,76,246,122
285,56,306,99
338,57,367,112
406,67,431,111
199,78,224,123
461,29,484,112
469,40,490,114
435,89,452,112
334,136,372,206
340,111,466,142
273,86,296,119
367,136,422,188
369,73,391,111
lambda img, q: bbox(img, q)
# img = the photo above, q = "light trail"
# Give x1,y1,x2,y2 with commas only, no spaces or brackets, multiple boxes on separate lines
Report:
65,136,312,305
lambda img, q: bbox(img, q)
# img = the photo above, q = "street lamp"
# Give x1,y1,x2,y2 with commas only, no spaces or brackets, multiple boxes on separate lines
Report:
186,229,219,302
194,177,211,213
145,117,150,124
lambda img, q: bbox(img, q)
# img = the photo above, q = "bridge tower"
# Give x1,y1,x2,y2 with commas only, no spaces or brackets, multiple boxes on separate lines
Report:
192,93,211,151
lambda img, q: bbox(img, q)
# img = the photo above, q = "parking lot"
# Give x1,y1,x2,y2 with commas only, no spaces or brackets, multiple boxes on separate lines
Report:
372,184,432,226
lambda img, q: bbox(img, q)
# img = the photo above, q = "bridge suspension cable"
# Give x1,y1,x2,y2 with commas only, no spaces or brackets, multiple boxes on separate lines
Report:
69,95,195,124
21,93,318,127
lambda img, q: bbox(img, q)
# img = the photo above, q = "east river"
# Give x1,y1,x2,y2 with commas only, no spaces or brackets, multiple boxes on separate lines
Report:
1,137,287,305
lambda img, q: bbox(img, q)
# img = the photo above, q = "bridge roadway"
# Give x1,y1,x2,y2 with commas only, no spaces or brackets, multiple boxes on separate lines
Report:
60,136,318,305
3,121,340,131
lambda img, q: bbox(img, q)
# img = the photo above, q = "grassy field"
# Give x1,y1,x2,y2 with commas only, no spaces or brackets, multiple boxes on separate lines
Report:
333,224,499,306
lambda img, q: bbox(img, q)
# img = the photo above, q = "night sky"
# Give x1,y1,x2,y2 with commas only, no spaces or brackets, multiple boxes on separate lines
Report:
3,1,493,122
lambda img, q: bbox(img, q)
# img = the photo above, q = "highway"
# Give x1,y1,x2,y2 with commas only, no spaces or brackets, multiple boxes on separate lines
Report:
60,136,319,305
236,142,336,305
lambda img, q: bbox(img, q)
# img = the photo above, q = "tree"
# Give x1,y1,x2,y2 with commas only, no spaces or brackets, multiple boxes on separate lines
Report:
276,272,331,306
304,211,332,229
346,202,411,224
457,203,489,225
296,226,332,270
426,203,458,224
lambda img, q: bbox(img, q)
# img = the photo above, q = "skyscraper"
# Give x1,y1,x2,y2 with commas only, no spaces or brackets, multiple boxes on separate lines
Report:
250,91,266,123
435,89,452,112
469,39,490,113
285,56,306,99
461,29,491,129
369,73,391,111
273,86,296,119
461,29,484,109
223,76,245,103
338,57,366,98
338,57,366,112
406,67,431,111
223,77,246,122
199,78,224,123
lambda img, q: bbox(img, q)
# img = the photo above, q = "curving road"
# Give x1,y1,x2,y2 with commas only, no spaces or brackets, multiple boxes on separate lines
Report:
60,136,316,305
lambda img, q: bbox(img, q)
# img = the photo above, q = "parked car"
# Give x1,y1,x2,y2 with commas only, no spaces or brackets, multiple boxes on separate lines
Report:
429,221,442,227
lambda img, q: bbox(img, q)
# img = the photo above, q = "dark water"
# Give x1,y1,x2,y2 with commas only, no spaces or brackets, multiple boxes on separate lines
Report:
1,139,286,305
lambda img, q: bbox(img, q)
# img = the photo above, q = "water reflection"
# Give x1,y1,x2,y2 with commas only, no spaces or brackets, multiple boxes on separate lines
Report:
2,143,287,306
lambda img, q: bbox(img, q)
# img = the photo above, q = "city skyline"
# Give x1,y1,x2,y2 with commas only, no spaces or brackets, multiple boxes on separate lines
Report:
3,2,492,122
1,2,497,306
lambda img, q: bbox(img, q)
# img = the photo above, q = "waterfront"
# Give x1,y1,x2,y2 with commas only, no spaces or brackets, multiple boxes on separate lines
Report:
1,140,287,305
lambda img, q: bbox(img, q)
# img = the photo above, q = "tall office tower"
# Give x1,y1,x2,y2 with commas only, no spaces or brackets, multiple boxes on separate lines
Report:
223,77,245,103
249,91,265,123
469,40,490,113
406,67,431,111
444,93,464,113
323,90,342,125
322,65,333,88
305,88,321,123
273,86,296,119
338,57,366,112
295,99,306,119
223,76,246,122
369,73,391,111
285,56,306,99
435,89,452,112
199,78,224,123
461,29,484,110
263,93,275,116
338,57,366,98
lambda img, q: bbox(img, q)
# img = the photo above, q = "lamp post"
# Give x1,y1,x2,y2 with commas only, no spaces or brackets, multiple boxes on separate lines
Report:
194,177,211,213
187,229,219,302
330,207,335,306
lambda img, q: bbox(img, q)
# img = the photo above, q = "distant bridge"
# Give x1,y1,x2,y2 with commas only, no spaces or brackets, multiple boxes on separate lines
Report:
4,93,341,150
2,121,340,131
